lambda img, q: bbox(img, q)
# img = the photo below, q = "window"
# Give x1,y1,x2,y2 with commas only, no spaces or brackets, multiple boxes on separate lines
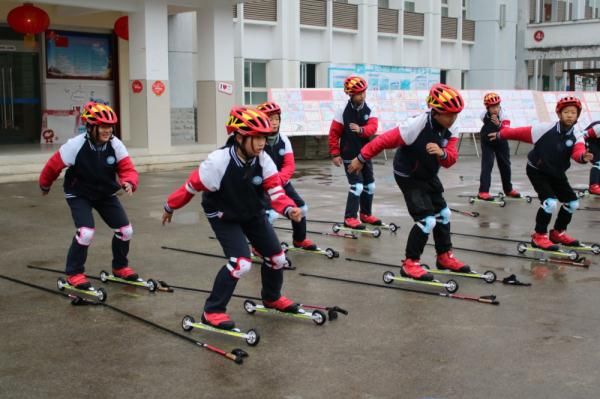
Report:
442,0,449,17
244,60,268,105
378,0,389,8
404,1,415,12
462,0,468,18
300,63,317,88
440,70,447,84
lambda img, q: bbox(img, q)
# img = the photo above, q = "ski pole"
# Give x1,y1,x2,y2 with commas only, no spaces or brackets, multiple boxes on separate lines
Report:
274,225,357,239
299,273,500,306
0,274,246,364
449,208,480,217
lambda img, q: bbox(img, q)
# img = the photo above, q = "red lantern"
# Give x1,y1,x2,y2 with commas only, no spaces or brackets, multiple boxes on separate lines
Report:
114,16,129,41
7,3,50,35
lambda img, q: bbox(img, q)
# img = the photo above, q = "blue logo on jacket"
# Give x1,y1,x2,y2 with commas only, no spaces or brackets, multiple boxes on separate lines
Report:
106,156,116,165
252,176,263,185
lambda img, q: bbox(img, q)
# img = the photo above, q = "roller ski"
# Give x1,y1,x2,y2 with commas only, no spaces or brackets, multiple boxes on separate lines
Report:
497,191,533,203
422,263,497,284
360,213,399,233
469,195,506,207
332,219,381,238
243,297,327,326
181,313,260,347
280,241,339,259
57,274,107,303
549,229,600,255
99,267,167,292
517,233,580,261
382,270,459,293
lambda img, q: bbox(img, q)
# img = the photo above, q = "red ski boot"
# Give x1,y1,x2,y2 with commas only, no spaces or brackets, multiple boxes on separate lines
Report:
263,295,300,313
505,189,522,198
589,184,600,196
477,192,494,201
360,213,382,226
400,258,434,281
202,312,236,330
67,273,91,289
293,238,317,251
344,217,365,230
436,251,471,273
531,232,559,251
113,266,139,281
549,229,580,247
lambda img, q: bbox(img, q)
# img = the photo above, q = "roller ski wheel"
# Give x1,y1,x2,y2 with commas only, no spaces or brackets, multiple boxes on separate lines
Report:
58,278,107,302
560,243,600,256
423,264,496,284
381,271,459,293
243,299,327,326
98,270,158,292
181,314,260,346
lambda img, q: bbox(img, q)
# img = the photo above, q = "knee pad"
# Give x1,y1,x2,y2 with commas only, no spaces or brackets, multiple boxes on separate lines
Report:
266,209,279,224
75,227,95,246
562,200,579,214
349,183,364,196
226,257,252,279
114,224,133,241
416,216,436,234
300,204,308,218
541,198,558,214
265,251,288,270
365,182,375,195
436,207,451,225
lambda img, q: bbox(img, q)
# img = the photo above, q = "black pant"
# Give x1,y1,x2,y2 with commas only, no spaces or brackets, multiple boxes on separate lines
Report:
343,159,375,218
590,161,600,185
65,196,130,275
395,175,452,260
283,182,307,242
204,213,284,313
478,139,513,193
526,165,577,233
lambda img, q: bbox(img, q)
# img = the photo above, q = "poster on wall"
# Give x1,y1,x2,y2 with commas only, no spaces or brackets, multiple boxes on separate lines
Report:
46,30,113,80
328,64,440,91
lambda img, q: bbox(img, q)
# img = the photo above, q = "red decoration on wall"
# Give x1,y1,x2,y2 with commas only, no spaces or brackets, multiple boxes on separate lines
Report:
533,30,544,42
114,16,129,41
152,81,165,96
7,3,50,34
132,80,143,93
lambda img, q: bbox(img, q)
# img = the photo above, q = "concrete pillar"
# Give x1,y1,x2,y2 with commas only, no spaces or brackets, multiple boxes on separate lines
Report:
128,0,171,152
234,3,245,105
358,0,378,64
421,0,441,68
196,1,236,147
270,0,301,88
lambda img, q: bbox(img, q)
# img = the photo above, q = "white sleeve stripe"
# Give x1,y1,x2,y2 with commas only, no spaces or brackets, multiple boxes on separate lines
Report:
185,182,198,194
268,186,283,195
270,192,284,200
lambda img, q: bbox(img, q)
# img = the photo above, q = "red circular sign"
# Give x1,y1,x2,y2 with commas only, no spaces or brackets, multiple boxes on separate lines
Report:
533,30,544,42
131,80,143,93
152,81,165,96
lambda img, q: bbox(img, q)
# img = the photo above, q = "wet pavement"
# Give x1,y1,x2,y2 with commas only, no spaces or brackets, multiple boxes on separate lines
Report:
1,154,599,399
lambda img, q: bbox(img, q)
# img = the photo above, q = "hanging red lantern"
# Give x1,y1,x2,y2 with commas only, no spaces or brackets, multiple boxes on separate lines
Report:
7,3,50,35
114,16,129,41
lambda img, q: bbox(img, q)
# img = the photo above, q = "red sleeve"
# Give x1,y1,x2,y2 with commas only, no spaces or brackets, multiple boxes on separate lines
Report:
164,168,208,212
262,173,296,216
571,142,587,163
39,151,67,191
328,120,344,156
358,117,378,138
499,126,533,143
500,119,511,129
438,137,459,168
279,153,295,185
116,156,139,191
358,127,405,161
586,127,598,139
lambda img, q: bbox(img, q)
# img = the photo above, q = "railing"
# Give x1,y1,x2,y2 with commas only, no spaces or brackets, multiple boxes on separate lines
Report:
378,7,398,34
333,2,358,30
403,11,424,36
244,0,277,22
301,0,327,27
462,19,475,41
441,16,457,39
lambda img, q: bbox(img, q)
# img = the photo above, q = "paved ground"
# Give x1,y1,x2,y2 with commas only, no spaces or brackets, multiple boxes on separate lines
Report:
1,153,599,399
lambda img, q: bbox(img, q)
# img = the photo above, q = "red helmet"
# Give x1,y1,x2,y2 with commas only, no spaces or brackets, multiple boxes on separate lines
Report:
256,101,281,116
225,106,274,137
81,102,118,125
483,92,501,107
426,83,464,114
344,75,368,96
555,96,582,116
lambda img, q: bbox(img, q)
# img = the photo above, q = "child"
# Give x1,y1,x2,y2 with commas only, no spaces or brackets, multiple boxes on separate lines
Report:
39,102,139,288
348,83,470,281
328,75,380,230
584,121,600,195
257,101,318,250
489,96,593,249
477,92,521,200
162,106,303,330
